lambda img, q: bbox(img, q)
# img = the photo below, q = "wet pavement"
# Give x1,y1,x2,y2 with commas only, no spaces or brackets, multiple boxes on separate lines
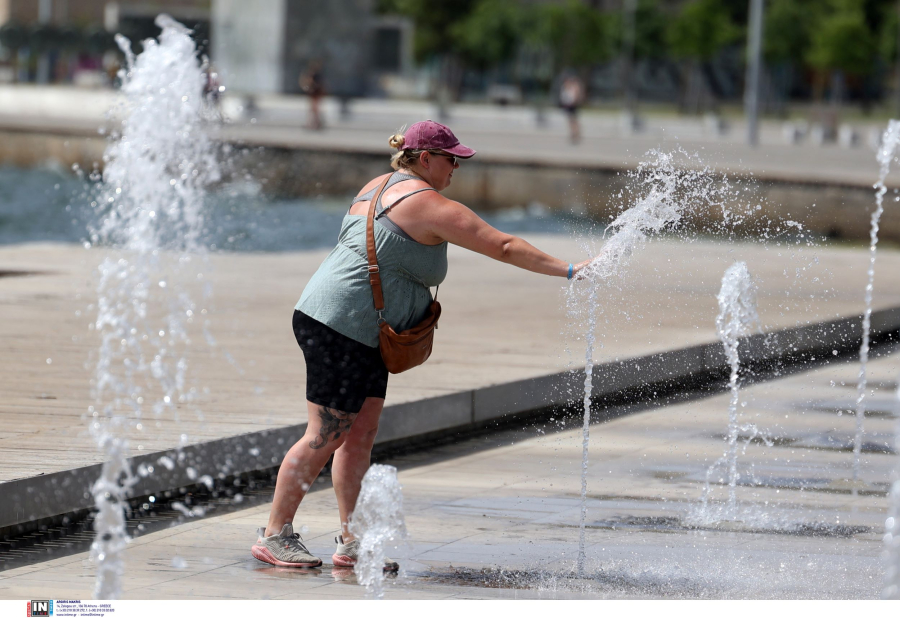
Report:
0,350,896,599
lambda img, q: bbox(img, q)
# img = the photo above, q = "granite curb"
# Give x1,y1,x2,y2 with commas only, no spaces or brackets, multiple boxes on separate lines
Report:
2,306,899,532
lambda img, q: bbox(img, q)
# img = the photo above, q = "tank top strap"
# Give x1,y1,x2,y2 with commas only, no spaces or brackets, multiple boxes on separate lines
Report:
350,171,421,206
375,187,437,218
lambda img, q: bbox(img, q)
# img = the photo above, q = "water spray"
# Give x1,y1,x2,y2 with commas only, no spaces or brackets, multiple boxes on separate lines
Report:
349,464,408,599
88,15,218,599
853,120,900,483
568,149,730,576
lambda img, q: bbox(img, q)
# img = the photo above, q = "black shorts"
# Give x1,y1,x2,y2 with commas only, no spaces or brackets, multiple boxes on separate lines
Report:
292,310,388,414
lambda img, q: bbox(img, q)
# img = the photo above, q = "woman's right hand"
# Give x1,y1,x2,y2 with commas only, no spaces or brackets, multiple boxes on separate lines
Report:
570,259,594,281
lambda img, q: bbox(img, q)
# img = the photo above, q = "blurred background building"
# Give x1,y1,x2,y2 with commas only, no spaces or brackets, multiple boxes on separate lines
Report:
0,0,211,85
211,0,411,97
0,0,898,123
0,0,413,98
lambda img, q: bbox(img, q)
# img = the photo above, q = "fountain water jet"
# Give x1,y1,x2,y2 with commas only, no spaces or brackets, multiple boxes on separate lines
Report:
568,149,731,576
576,287,596,576
697,262,762,519
349,464,408,599
88,15,219,599
853,120,900,483
884,381,900,599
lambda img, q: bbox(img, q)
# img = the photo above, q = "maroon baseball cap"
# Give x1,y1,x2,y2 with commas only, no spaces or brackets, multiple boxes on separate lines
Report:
401,120,476,158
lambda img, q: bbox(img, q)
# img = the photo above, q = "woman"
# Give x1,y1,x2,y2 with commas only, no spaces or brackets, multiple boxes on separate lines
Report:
251,120,592,569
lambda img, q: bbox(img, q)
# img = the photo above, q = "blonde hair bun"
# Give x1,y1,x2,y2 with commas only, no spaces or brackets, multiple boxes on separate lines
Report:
388,133,405,149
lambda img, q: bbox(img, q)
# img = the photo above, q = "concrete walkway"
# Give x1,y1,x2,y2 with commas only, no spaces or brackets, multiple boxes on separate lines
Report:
0,351,896,599
2,236,900,530
0,85,898,188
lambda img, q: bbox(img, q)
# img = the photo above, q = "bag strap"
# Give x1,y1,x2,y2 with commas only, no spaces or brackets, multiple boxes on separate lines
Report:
366,175,392,322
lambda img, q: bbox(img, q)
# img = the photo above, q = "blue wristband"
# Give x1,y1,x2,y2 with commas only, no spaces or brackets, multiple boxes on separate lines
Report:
567,263,574,280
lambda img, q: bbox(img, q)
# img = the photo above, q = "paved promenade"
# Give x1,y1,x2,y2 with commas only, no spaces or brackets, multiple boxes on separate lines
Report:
2,236,900,528
0,85,898,188
1,352,896,599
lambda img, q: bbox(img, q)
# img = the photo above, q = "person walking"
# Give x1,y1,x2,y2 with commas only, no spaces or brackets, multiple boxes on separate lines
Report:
251,120,593,570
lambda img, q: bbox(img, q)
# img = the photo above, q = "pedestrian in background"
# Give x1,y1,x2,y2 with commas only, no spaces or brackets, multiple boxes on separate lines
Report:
559,74,585,144
300,60,325,130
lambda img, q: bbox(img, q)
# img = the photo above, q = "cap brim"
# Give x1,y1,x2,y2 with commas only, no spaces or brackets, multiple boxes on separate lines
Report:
444,143,476,158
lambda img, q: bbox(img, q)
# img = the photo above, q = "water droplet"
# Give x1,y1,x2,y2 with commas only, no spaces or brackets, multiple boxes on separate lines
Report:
157,456,175,470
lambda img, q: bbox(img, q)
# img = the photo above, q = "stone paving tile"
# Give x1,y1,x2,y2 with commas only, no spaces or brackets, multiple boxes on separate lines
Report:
2,352,898,599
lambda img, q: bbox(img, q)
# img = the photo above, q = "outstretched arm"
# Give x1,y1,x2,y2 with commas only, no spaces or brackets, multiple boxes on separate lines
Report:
427,197,591,278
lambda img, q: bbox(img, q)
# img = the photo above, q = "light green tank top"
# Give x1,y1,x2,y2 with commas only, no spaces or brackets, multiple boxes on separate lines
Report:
296,211,448,348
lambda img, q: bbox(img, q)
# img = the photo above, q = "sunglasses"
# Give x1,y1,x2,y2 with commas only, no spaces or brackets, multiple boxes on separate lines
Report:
430,152,458,166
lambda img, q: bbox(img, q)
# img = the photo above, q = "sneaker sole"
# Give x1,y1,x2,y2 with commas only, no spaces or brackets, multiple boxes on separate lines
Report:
251,545,322,568
332,553,399,572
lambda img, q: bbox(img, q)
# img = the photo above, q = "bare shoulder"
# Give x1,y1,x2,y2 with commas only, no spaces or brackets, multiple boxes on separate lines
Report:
418,191,468,221
421,194,500,237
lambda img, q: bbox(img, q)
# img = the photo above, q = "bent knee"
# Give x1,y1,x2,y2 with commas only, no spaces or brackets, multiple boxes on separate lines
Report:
356,424,380,442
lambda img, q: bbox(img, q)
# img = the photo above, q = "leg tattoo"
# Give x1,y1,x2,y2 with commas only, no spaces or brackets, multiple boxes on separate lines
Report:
309,406,357,449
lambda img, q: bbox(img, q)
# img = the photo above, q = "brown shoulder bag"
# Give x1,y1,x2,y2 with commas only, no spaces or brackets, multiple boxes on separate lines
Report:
365,175,442,374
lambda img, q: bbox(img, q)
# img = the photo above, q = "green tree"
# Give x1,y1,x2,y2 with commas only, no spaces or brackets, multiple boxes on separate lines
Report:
377,0,478,62
807,0,875,77
763,0,820,115
804,0,876,118
878,1,900,64
527,0,615,70
632,0,668,61
876,0,900,113
667,0,740,113
764,0,814,65
667,0,741,61
377,0,479,106
451,0,524,69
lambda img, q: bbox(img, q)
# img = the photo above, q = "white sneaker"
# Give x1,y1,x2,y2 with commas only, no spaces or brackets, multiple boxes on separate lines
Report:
332,535,399,571
251,523,322,568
